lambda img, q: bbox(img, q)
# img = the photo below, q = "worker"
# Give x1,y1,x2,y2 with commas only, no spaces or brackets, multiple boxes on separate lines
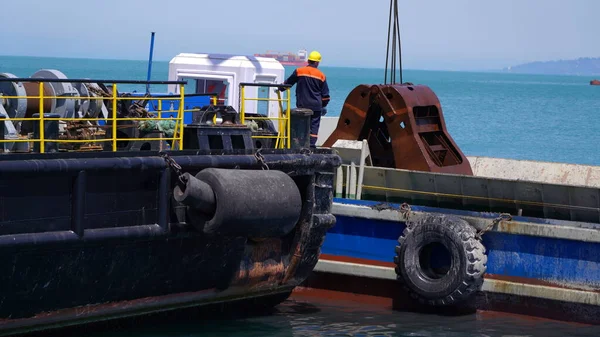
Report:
279,50,330,148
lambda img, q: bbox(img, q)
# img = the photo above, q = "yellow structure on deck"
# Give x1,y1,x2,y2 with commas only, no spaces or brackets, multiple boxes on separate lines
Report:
0,77,291,154
239,83,291,149
0,78,188,153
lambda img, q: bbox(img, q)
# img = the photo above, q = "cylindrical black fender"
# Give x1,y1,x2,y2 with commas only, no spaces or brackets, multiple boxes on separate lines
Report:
173,172,216,215
394,214,487,306
190,168,302,238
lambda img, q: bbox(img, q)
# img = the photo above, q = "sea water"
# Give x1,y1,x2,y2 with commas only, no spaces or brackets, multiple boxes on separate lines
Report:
1,55,599,336
2,55,597,166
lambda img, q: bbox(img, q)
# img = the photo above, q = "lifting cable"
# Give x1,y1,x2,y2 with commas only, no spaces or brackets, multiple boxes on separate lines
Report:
384,0,403,85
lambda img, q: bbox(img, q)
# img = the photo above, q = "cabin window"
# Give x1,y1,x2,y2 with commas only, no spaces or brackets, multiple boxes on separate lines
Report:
196,79,229,105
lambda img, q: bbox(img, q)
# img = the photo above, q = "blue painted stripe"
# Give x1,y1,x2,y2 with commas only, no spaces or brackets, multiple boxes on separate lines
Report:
323,233,401,262
324,214,600,289
324,216,405,262
328,215,402,240
482,231,600,287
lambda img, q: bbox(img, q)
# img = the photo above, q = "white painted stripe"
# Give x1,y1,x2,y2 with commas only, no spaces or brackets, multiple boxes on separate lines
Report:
332,202,600,243
332,203,406,222
314,259,600,306
314,259,396,280
481,278,600,306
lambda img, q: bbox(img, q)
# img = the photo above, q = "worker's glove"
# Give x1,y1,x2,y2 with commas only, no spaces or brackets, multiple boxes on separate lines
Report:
321,107,327,116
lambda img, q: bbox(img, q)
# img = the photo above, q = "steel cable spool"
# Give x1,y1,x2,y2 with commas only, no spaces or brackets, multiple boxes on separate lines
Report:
72,81,108,119
84,82,109,119
0,73,26,150
21,81,53,117
30,69,78,118
72,82,90,117
0,73,27,120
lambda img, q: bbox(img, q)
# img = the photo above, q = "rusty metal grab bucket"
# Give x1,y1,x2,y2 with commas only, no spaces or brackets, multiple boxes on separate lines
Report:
323,83,473,175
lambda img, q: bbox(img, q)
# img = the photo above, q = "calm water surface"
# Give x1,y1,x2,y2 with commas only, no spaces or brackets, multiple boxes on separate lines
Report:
67,294,600,337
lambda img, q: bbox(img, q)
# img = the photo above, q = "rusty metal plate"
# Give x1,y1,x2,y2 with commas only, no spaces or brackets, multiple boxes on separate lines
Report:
323,83,472,175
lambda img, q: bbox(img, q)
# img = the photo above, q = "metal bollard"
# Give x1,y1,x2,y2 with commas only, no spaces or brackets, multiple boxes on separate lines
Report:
289,108,313,149
33,113,60,153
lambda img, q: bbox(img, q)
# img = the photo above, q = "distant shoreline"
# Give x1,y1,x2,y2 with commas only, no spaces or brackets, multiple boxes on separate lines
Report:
503,57,600,76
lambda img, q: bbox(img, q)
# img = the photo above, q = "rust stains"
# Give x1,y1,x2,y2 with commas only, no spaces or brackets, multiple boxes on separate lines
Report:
231,238,287,289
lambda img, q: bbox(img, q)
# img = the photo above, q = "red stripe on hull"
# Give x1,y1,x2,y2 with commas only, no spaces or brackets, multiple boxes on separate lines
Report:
306,255,600,325
319,254,396,268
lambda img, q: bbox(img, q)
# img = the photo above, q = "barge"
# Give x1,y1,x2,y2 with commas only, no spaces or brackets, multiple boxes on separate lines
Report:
0,56,340,335
304,83,600,325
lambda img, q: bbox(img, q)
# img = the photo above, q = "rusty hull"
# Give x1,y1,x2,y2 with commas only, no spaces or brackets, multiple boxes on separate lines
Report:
0,150,339,336
323,83,473,175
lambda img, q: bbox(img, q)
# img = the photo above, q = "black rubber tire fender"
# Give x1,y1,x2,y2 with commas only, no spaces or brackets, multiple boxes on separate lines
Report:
393,214,487,306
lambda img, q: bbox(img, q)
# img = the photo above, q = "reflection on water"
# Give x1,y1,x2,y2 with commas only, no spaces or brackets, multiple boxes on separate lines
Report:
34,294,600,337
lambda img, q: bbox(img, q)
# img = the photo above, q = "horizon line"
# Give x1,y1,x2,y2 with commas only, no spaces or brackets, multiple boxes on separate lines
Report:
0,53,504,73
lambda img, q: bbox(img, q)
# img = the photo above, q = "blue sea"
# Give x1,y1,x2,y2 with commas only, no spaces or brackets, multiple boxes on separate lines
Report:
1,55,600,336
2,55,598,166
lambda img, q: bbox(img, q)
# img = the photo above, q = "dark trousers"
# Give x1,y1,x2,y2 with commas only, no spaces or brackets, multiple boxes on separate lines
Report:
310,111,321,147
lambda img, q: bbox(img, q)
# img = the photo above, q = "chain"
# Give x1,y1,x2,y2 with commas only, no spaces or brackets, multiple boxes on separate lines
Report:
399,202,412,224
476,213,512,240
254,148,269,170
160,153,188,185
84,84,111,98
300,148,312,155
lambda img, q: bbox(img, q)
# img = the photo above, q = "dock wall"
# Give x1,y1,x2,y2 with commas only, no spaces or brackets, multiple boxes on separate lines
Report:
467,156,600,188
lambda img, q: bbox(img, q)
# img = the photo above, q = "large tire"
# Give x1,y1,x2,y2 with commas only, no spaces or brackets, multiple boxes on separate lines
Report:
394,214,487,306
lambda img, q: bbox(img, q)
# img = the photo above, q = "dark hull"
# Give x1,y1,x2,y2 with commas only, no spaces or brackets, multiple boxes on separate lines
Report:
0,149,340,336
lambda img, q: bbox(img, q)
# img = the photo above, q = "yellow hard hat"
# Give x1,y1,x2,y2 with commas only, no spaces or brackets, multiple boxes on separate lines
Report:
308,51,322,62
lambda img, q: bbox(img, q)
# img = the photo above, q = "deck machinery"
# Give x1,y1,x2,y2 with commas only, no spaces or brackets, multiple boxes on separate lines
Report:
0,70,340,335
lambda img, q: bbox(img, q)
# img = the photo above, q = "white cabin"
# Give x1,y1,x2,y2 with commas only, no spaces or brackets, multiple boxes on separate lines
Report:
167,53,286,122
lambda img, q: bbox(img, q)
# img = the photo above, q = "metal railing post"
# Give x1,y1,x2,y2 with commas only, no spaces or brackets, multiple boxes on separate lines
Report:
275,89,283,149
38,81,45,153
112,83,117,152
286,88,291,149
212,94,217,124
178,84,185,150
240,85,246,124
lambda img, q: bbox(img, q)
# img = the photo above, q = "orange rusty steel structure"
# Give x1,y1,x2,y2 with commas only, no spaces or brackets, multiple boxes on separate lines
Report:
323,83,473,175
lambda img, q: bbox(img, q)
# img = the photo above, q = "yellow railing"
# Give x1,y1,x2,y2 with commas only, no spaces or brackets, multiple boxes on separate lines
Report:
239,83,291,149
0,78,192,153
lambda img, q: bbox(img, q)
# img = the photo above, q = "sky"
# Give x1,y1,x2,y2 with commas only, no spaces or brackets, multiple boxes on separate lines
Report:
1,0,599,71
